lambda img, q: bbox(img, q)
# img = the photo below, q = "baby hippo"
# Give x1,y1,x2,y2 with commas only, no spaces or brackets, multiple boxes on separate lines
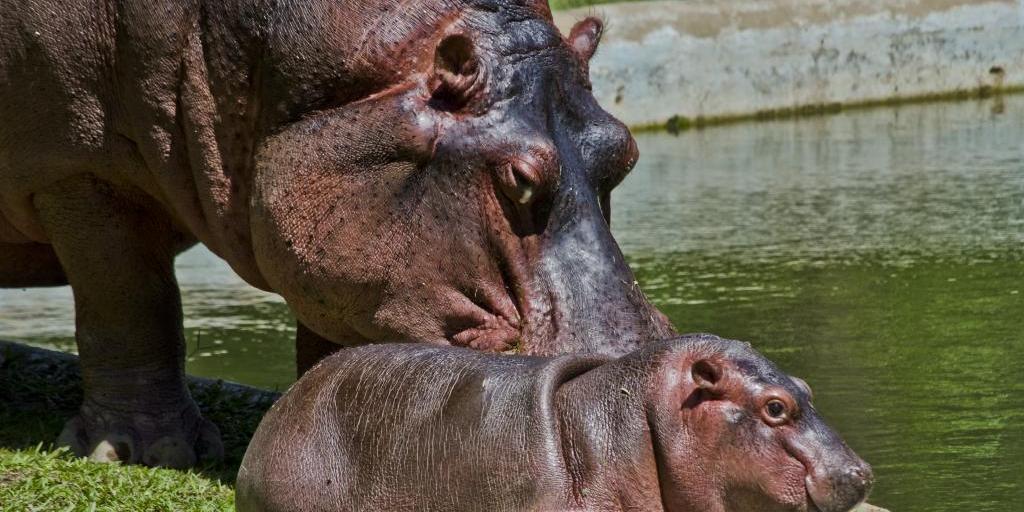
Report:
236,335,873,511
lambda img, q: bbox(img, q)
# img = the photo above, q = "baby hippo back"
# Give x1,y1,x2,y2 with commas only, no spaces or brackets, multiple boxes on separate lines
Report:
235,345,607,512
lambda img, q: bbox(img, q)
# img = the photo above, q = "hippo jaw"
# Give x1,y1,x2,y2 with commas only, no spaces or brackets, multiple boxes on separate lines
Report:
250,13,674,355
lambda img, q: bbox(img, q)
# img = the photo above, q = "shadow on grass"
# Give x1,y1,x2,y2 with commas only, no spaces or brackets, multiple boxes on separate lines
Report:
0,341,278,484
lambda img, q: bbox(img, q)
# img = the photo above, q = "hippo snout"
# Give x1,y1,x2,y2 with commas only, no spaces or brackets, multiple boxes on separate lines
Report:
809,460,874,512
794,417,876,509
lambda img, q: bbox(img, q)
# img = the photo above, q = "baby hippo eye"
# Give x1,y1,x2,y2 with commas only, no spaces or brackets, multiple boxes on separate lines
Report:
766,400,786,418
762,398,792,426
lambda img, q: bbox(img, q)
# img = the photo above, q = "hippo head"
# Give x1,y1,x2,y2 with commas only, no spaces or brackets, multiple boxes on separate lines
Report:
646,336,873,512
250,3,672,355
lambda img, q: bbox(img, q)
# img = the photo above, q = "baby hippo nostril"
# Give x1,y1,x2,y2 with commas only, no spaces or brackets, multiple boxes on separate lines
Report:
850,463,874,488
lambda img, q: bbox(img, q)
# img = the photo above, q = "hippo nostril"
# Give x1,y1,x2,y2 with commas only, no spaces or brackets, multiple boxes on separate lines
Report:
837,463,874,502
851,464,874,488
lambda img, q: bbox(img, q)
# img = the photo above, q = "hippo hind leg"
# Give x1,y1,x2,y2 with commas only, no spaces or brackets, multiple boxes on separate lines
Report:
34,174,222,468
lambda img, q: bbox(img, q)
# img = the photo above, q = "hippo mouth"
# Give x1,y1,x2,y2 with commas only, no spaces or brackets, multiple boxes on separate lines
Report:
447,302,522,351
806,488,824,512
804,479,868,512
785,443,829,512
791,448,870,512
440,176,557,352
443,228,534,352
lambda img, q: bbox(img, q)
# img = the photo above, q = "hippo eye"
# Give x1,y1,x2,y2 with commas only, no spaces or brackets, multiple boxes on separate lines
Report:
510,172,534,205
497,157,544,206
763,399,791,425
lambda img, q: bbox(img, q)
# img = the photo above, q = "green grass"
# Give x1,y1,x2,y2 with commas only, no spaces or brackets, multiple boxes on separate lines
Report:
0,342,276,510
0,446,234,511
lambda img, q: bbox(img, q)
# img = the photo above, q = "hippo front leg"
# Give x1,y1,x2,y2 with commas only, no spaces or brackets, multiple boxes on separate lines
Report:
34,175,222,468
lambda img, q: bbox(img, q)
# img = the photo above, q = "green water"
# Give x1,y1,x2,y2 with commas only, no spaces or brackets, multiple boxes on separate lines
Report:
2,96,1023,510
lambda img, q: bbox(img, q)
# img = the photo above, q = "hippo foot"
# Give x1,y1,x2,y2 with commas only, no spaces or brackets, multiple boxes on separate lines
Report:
56,399,223,469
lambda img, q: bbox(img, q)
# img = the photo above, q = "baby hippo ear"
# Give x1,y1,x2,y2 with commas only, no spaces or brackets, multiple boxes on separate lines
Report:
568,17,604,61
689,358,728,400
430,34,485,111
692,359,722,388
678,357,726,409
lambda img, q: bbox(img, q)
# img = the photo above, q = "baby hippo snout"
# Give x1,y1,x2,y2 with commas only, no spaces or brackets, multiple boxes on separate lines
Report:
843,462,874,495
799,427,875,512
814,461,874,512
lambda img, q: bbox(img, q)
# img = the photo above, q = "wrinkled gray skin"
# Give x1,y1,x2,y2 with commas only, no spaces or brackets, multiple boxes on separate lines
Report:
237,335,873,512
0,0,672,467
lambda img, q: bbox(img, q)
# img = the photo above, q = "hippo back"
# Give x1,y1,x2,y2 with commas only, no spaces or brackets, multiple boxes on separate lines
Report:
236,344,607,511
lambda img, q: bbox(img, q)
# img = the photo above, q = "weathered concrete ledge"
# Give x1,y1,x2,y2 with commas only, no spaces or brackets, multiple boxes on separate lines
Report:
554,0,1024,129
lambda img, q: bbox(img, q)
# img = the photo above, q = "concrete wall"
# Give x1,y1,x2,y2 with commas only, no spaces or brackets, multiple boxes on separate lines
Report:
553,0,1024,128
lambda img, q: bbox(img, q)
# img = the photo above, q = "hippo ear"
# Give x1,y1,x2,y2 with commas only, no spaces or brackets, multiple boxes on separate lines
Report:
430,34,484,111
568,17,603,61
679,358,726,409
691,359,723,392
791,376,814,401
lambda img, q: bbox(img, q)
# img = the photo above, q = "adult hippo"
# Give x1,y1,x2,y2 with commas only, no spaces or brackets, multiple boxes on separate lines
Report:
236,334,874,512
0,0,673,467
